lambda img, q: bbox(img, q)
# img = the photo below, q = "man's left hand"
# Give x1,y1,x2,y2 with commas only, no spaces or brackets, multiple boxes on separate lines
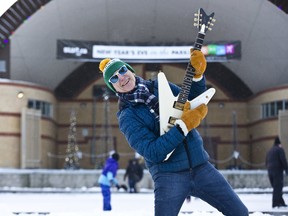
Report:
190,49,207,79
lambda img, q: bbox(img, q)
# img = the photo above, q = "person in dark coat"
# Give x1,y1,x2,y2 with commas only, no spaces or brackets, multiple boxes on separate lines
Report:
98,152,120,211
124,158,144,193
98,52,248,216
266,137,288,208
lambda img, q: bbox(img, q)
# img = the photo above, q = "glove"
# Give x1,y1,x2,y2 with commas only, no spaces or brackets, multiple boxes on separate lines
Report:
120,184,128,192
190,49,207,79
116,184,121,190
175,102,208,135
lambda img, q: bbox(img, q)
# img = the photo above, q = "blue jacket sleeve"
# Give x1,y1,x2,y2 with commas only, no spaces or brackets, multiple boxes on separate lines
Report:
188,76,207,100
118,107,185,163
107,172,118,185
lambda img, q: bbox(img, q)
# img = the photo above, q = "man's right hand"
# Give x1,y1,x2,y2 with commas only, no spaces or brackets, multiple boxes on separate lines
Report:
180,102,208,131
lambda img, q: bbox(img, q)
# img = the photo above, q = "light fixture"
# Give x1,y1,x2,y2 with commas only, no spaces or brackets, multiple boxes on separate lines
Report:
218,102,225,108
17,91,24,99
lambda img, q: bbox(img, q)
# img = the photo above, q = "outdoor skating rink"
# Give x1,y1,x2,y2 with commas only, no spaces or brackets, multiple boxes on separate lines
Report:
1,190,288,216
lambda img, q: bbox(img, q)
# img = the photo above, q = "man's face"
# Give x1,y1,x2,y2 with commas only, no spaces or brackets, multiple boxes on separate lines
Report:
111,68,136,93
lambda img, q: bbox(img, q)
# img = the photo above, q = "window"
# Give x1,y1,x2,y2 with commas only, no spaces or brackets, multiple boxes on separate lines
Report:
27,99,53,118
261,100,288,119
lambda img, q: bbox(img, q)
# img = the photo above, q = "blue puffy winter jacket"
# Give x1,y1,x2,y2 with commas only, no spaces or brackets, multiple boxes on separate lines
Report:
117,76,209,177
98,157,119,186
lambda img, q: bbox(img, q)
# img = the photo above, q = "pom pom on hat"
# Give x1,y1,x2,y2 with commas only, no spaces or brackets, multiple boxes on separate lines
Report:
99,58,111,72
99,58,136,92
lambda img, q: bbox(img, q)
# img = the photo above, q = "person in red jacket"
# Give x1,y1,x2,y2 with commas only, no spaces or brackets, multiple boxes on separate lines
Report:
266,137,288,208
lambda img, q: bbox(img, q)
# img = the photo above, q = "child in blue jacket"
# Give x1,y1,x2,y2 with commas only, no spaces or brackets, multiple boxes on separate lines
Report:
98,152,119,211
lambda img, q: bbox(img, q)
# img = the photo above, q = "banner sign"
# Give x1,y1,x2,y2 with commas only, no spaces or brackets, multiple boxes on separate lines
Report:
57,40,241,63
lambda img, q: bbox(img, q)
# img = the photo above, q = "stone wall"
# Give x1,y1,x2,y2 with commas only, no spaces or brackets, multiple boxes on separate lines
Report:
0,169,284,189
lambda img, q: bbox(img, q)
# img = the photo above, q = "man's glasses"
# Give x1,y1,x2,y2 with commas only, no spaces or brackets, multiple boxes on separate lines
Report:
109,65,128,84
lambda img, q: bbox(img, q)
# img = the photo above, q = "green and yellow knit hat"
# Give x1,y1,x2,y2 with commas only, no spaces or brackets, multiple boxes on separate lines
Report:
99,58,136,92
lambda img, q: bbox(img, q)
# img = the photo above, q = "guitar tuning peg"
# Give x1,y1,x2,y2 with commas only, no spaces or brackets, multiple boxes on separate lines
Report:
208,27,212,31
209,23,214,26
194,18,198,21
194,13,198,16
212,18,216,22
193,23,198,27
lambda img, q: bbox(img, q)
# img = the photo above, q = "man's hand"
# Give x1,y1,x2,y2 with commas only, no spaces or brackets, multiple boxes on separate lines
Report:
190,49,207,79
180,102,208,131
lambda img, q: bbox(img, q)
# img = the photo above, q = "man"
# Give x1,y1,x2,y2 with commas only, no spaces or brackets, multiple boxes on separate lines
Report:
98,152,120,211
98,50,248,216
266,137,288,208
124,158,144,193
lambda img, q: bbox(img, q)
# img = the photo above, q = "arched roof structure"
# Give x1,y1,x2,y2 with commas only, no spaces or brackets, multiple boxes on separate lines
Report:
0,0,287,99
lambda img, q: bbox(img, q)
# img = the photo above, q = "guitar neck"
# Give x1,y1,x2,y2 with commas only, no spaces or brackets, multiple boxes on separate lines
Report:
194,31,205,51
176,32,206,105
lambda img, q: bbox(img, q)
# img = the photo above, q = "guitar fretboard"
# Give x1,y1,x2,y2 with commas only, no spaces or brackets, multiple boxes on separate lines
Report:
177,32,205,105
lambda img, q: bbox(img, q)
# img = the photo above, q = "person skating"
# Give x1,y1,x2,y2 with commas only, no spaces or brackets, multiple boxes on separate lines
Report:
98,152,120,211
124,158,144,193
266,137,288,208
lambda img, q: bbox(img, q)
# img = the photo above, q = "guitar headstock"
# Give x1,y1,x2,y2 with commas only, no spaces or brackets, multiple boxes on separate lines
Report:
194,8,215,34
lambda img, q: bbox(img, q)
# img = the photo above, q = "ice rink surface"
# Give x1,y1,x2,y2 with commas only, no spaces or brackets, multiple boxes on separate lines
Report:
1,189,288,216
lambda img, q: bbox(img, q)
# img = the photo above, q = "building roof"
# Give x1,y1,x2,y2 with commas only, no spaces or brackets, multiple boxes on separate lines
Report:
1,0,288,99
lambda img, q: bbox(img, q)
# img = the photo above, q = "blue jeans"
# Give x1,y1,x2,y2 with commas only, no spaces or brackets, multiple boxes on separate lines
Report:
153,162,248,216
128,178,137,193
100,184,111,211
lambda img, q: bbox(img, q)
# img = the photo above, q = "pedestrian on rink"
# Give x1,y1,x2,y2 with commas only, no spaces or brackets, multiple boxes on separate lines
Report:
98,49,248,216
266,136,288,208
124,158,144,193
98,152,120,211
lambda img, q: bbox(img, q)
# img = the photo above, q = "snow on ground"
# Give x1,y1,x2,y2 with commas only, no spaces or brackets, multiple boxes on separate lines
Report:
0,188,288,216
